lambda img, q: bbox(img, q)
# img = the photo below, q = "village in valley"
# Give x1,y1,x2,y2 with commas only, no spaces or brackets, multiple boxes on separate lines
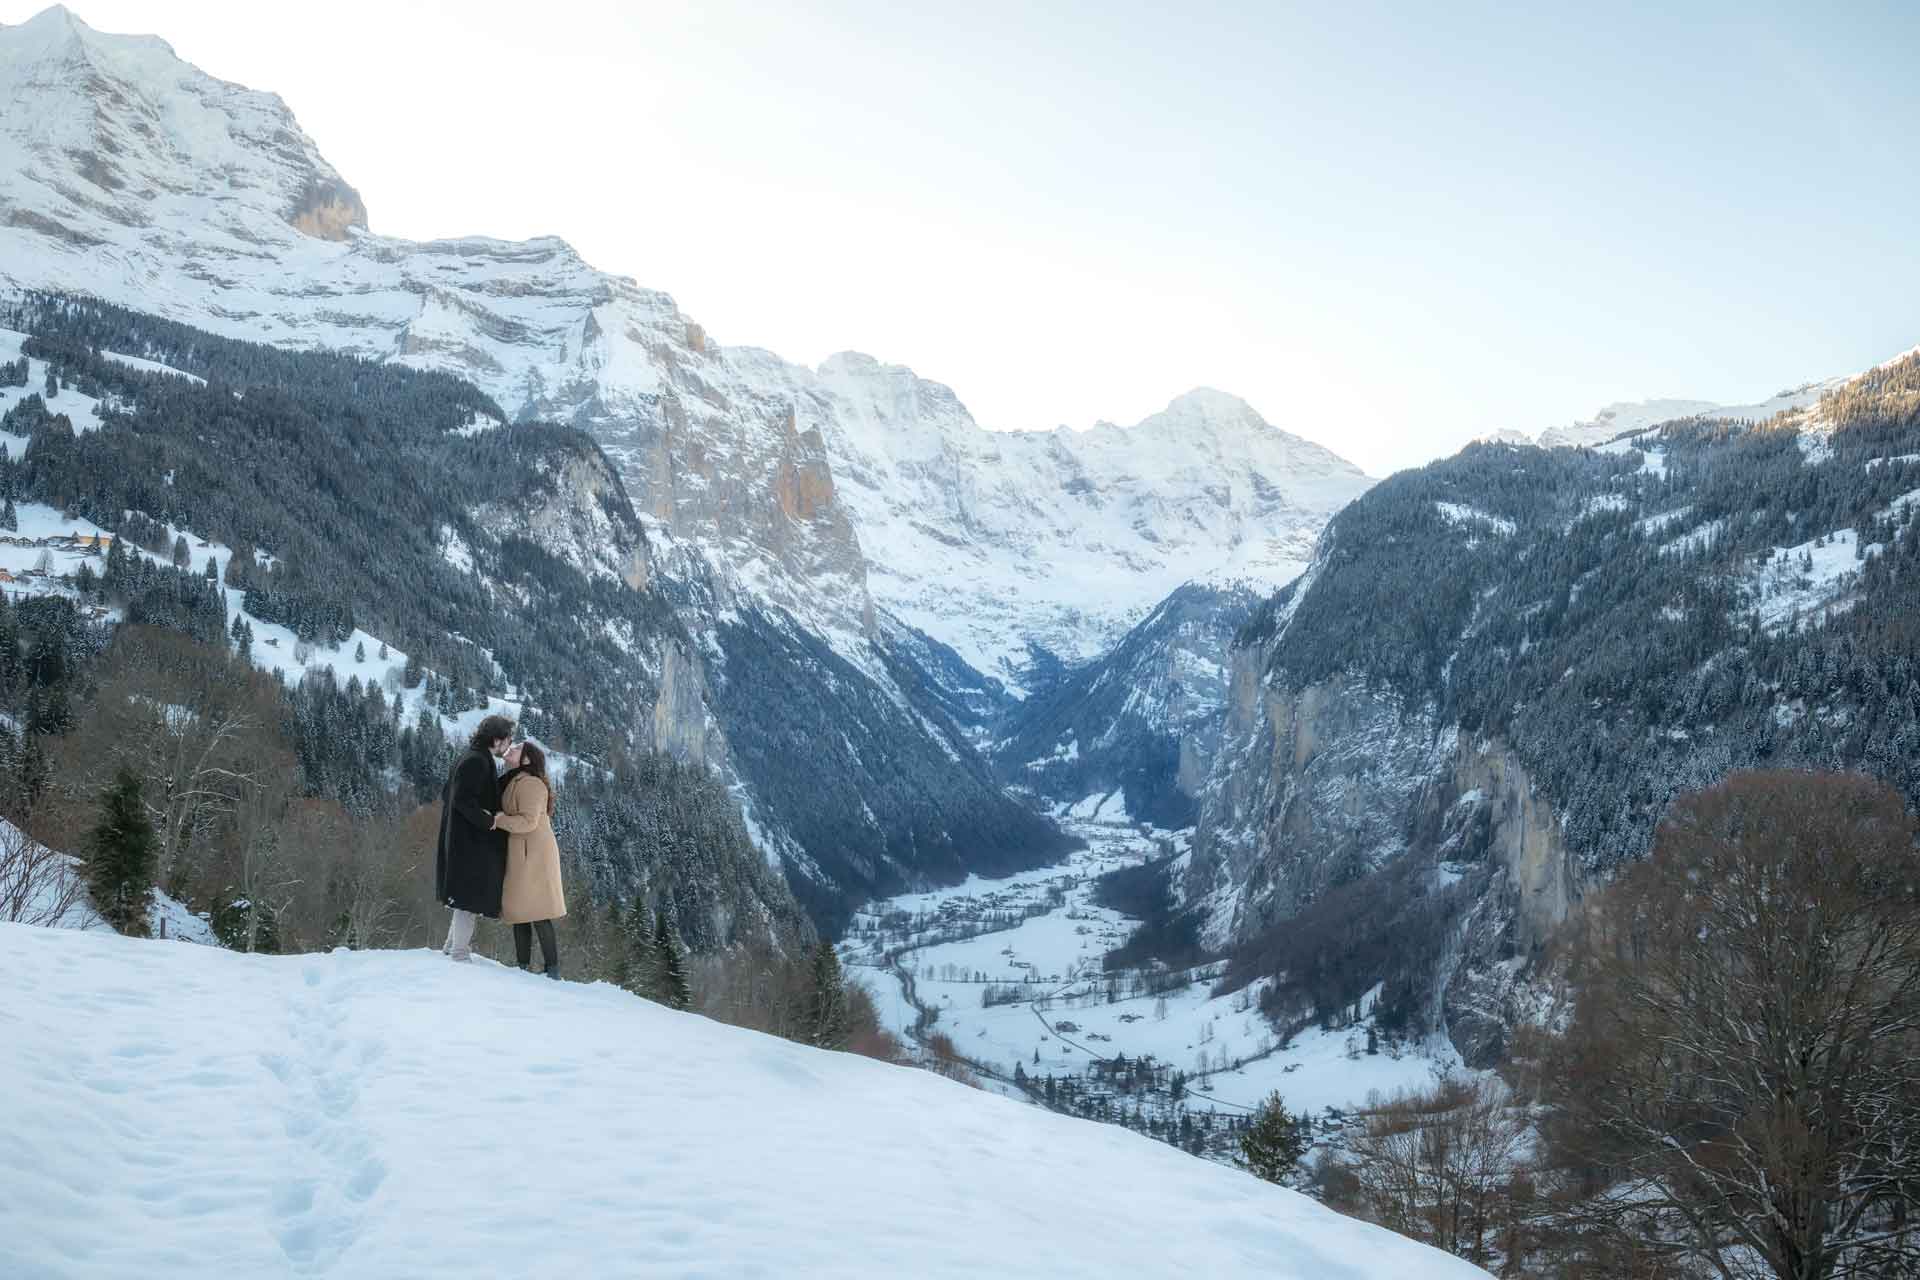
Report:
838,799,1465,1172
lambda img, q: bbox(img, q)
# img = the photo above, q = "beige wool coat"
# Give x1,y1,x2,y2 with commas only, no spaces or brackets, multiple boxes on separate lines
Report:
493,772,567,925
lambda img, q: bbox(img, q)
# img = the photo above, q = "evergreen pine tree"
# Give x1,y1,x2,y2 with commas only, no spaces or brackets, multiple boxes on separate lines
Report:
617,896,652,996
355,641,367,664
170,534,189,569
204,556,218,579
378,641,388,661
43,366,56,399
652,912,691,1011
607,898,631,989
1237,1093,1309,1185
0,498,14,532
86,765,158,936
804,941,849,1049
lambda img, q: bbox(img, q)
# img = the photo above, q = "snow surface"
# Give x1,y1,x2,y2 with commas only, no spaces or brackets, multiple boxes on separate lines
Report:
1534,380,1840,450
0,326,108,437
1741,490,1920,632
0,922,1487,1278
100,349,205,384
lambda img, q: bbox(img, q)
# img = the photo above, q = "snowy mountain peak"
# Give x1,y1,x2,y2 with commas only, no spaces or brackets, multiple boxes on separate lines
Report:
817,350,885,375
1100,387,1370,483
1159,385,1267,425
6,4,117,53
813,350,974,428
0,5,366,245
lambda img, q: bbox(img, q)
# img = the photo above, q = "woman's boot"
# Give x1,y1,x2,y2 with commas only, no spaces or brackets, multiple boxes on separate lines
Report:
535,919,560,980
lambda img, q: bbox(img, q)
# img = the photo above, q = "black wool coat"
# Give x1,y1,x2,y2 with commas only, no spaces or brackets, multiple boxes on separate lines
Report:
436,747,507,917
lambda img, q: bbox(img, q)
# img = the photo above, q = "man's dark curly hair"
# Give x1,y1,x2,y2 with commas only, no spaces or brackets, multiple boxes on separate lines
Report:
468,714,516,753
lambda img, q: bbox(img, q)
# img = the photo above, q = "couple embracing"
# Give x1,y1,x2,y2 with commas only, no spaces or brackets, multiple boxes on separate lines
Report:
434,713,567,976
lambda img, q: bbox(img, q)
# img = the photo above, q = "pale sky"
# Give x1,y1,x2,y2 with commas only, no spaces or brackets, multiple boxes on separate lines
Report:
9,1,1920,474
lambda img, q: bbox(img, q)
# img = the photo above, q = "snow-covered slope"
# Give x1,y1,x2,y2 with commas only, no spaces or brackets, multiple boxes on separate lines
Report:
1533,382,1841,449
0,923,1487,1278
0,6,1370,698
809,358,1372,686
0,6,364,250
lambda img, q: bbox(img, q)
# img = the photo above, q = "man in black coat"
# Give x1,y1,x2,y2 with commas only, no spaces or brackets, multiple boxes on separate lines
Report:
437,713,514,962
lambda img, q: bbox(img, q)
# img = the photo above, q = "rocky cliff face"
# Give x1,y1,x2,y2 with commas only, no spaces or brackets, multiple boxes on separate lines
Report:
1189,664,1444,931
1187,661,1583,1066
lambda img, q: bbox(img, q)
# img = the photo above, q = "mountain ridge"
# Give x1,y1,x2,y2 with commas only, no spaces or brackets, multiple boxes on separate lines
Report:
1190,350,1920,1063
0,4,1372,696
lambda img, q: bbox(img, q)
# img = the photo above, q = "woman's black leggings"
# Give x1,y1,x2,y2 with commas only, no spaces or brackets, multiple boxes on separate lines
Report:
512,919,559,972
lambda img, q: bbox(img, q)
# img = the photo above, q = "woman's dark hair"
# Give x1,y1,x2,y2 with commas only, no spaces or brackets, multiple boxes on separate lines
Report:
517,741,556,816
468,714,516,754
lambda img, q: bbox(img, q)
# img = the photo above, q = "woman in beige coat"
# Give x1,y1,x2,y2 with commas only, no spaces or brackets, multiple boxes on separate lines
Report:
492,741,566,978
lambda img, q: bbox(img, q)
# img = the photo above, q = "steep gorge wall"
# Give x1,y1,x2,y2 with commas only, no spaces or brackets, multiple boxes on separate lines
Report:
1189,655,1584,1066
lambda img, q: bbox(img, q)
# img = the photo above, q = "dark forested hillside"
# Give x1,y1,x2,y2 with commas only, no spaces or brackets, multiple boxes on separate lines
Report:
6,293,678,761
0,293,812,954
706,607,1076,933
1200,353,1920,1056
1248,402,1920,865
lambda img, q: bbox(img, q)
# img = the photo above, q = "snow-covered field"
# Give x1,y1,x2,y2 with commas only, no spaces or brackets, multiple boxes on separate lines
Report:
0,923,1488,1278
845,803,1461,1122
1743,488,1920,632
0,326,110,446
